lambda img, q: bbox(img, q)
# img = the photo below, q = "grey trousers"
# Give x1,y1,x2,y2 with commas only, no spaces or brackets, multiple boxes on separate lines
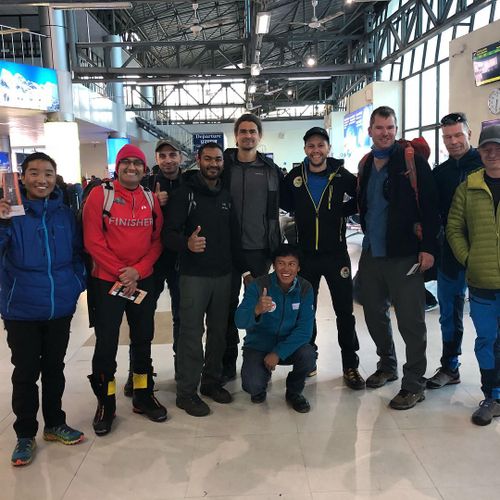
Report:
359,250,427,393
176,273,231,398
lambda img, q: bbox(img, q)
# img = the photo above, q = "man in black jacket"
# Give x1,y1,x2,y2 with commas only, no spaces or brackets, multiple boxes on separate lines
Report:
357,106,439,410
163,142,234,417
221,114,283,382
426,112,482,389
281,127,364,389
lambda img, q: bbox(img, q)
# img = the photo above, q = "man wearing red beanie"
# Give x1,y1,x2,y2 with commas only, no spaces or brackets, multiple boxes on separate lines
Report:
83,143,167,435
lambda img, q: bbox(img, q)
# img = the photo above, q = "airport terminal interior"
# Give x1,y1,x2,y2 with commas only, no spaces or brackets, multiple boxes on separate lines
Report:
0,0,500,498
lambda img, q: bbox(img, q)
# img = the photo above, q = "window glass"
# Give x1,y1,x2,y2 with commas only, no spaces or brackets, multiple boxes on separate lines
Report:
421,67,437,126
455,17,472,38
438,28,453,61
438,61,449,122
412,43,424,73
401,53,413,79
425,36,438,68
473,7,491,29
404,75,420,130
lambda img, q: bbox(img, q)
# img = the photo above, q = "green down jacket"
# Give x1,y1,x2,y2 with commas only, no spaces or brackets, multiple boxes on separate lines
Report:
446,168,500,289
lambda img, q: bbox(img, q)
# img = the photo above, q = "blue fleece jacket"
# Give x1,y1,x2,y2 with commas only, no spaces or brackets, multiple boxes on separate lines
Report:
0,187,86,321
235,272,314,360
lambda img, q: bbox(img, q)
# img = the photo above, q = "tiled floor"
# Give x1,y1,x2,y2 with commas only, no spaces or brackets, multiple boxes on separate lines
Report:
1,234,498,500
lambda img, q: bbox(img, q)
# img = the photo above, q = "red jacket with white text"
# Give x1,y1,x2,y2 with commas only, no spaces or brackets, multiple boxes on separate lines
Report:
83,180,163,282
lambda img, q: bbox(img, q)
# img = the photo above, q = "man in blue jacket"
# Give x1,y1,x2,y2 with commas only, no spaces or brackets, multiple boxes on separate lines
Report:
426,112,482,389
235,244,315,413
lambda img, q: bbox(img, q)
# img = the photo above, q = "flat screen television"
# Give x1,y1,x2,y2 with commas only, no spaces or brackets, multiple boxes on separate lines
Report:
472,41,500,87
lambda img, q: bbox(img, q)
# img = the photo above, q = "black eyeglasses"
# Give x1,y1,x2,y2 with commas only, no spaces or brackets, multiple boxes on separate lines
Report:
440,113,468,126
120,158,144,167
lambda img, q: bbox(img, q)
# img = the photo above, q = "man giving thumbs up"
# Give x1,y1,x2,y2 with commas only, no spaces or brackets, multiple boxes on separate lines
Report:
163,142,237,417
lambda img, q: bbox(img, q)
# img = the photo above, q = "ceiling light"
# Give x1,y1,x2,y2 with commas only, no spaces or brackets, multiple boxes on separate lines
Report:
248,84,257,94
287,88,293,96
250,64,261,76
256,12,271,34
305,56,317,67
33,2,132,9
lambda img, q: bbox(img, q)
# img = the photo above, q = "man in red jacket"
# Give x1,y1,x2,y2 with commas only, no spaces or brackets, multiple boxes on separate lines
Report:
83,144,167,436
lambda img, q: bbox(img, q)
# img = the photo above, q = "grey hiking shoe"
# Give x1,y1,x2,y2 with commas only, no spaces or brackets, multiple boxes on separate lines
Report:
426,367,460,389
471,398,500,426
366,369,398,388
389,389,425,410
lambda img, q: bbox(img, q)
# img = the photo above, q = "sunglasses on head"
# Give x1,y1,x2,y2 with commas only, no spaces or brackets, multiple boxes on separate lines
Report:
440,113,468,126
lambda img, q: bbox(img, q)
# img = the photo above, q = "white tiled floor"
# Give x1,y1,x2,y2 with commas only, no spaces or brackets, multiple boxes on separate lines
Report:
1,234,499,500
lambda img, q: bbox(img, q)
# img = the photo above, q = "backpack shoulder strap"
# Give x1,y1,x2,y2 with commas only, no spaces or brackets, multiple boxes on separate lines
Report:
403,144,419,209
187,189,196,217
101,181,114,218
140,185,155,211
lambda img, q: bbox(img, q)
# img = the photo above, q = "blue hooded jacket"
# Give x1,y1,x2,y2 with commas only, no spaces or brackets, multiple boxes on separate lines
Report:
0,186,86,321
235,272,314,360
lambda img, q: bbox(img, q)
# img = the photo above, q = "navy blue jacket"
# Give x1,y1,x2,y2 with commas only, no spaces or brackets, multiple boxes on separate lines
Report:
433,147,482,277
0,187,86,321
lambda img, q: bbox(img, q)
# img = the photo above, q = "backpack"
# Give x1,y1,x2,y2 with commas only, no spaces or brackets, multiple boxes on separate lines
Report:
358,137,431,242
78,179,155,230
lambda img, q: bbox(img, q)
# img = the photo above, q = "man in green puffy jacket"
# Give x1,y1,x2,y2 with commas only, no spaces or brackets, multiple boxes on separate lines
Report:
447,124,500,426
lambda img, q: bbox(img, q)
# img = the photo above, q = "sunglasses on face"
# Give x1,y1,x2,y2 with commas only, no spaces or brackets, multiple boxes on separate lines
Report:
440,113,468,126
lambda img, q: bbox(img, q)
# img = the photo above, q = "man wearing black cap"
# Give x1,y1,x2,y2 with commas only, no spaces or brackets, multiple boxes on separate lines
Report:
221,114,283,382
123,138,184,396
426,112,482,390
447,124,500,426
281,126,364,389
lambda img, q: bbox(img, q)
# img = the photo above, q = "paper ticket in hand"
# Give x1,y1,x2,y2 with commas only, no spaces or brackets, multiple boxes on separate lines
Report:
1,172,25,217
109,282,148,304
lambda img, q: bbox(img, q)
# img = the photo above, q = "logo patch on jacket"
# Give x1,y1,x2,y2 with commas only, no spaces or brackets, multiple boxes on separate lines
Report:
292,302,300,310
113,197,125,205
340,266,350,278
221,202,230,211
293,176,303,188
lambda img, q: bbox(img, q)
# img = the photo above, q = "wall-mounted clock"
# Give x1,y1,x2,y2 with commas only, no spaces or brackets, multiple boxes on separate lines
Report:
488,88,500,115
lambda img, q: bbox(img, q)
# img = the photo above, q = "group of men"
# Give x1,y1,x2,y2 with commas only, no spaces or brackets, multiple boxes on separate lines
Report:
82,107,500,436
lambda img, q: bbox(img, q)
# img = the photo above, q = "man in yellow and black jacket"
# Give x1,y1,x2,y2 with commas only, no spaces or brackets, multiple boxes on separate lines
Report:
281,127,364,390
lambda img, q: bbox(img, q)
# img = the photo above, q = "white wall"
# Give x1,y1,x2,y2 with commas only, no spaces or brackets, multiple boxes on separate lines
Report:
449,19,500,144
80,142,109,179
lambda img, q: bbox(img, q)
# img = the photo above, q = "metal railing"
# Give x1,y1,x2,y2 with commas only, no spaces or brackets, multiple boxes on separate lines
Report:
0,25,47,66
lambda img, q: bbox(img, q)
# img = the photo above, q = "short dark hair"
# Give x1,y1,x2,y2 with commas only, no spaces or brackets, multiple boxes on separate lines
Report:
197,142,223,158
440,112,470,131
234,113,262,136
370,106,397,127
272,243,302,265
21,152,57,174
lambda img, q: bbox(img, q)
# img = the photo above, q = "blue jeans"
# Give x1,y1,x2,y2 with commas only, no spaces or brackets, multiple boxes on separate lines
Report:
241,344,316,396
469,288,500,399
437,268,466,371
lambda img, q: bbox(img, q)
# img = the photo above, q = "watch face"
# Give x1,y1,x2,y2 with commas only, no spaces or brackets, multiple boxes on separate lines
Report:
488,89,500,115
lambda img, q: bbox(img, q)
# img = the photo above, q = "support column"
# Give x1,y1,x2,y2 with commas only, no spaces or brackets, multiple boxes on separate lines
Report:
39,7,81,184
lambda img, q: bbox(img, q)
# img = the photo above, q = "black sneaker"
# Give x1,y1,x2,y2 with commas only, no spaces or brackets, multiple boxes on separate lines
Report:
389,389,425,410
471,398,500,426
133,393,168,422
285,392,311,413
251,392,267,404
343,368,366,390
426,367,460,389
176,394,210,417
200,384,233,404
366,369,398,388
123,371,133,398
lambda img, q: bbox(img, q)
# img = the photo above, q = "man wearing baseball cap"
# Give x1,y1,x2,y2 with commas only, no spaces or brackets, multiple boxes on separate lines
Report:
281,126,364,389
447,124,500,426
83,143,167,435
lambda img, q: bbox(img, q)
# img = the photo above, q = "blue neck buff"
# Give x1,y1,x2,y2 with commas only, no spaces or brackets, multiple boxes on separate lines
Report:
372,143,395,159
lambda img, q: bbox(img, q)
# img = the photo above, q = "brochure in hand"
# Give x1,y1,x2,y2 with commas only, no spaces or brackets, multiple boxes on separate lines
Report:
0,172,25,217
109,281,148,304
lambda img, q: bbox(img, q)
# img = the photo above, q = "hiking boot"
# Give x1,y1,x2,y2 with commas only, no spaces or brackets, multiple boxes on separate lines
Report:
366,369,398,388
307,366,317,377
389,389,425,410
43,424,84,445
426,367,460,389
251,392,267,404
11,438,36,467
123,371,133,398
285,392,311,413
132,372,167,422
200,384,233,404
471,398,500,426
343,368,366,390
88,375,116,436
176,394,210,417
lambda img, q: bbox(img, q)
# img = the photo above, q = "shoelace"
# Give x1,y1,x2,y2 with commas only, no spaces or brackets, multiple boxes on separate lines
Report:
15,439,34,454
